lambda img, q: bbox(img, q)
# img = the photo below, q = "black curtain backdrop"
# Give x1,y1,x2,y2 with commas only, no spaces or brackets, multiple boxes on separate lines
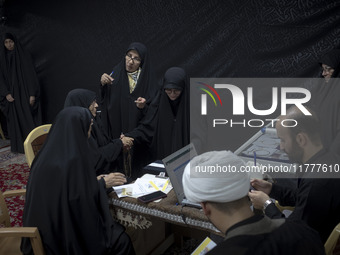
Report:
1,0,340,123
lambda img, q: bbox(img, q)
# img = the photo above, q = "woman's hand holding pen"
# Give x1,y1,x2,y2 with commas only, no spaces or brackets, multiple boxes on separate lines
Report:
100,73,114,86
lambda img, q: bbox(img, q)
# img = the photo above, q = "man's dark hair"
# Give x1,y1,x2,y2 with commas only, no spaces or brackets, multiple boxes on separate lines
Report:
280,106,322,146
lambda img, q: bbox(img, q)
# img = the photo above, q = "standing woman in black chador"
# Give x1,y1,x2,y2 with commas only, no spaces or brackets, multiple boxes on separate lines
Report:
151,67,190,159
0,32,41,153
309,49,340,156
126,67,190,161
99,42,157,178
99,42,157,139
21,107,135,255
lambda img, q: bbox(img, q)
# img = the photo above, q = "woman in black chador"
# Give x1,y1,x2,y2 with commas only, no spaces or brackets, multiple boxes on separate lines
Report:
64,88,133,176
21,107,134,255
151,67,190,159
126,67,190,161
99,42,157,138
309,49,340,156
0,33,41,153
99,42,157,178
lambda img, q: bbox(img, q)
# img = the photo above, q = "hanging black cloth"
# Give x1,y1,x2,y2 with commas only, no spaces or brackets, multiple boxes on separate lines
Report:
64,88,123,175
0,32,42,153
126,67,190,161
309,49,340,156
21,107,134,255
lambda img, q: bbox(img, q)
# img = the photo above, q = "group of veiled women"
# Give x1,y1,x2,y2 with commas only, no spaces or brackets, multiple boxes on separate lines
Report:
1,32,339,254
0,37,190,254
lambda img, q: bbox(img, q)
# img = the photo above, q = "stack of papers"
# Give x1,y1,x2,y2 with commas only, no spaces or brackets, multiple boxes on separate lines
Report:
114,174,173,199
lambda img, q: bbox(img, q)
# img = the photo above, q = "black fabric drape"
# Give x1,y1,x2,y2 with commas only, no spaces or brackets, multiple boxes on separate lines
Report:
0,32,41,153
64,88,123,175
1,0,340,151
21,107,133,255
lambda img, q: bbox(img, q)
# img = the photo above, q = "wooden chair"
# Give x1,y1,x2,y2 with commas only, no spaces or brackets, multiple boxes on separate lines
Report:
24,124,52,167
275,200,295,212
325,223,340,255
0,123,5,140
0,189,45,255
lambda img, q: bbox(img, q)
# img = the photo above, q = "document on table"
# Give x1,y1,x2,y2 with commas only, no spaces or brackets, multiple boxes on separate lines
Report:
191,237,217,255
147,162,165,168
113,174,172,198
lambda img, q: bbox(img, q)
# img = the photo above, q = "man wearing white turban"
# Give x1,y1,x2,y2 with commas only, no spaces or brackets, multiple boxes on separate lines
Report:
183,150,325,255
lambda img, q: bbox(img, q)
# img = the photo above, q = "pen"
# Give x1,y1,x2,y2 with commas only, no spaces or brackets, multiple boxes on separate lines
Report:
109,71,114,77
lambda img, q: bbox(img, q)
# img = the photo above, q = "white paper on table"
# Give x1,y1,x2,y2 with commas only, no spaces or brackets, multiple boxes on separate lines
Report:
113,183,134,198
113,174,173,199
147,162,165,168
133,177,172,197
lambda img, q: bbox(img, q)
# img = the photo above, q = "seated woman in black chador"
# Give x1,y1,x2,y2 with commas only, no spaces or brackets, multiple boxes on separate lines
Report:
21,107,135,255
0,32,41,153
126,67,190,161
309,49,340,156
64,88,133,179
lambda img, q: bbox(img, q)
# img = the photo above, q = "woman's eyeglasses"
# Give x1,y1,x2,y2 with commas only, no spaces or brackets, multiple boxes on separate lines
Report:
125,54,141,63
322,66,334,74
164,88,182,94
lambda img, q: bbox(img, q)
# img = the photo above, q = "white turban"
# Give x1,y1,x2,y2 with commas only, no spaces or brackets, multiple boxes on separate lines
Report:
182,150,250,203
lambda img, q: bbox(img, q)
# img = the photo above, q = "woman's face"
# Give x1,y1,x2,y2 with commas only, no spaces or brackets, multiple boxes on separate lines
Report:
88,101,98,117
322,64,335,83
4,39,15,51
125,50,141,73
165,88,182,101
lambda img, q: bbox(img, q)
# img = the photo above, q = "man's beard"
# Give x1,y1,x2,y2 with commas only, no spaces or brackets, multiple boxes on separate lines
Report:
286,140,304,164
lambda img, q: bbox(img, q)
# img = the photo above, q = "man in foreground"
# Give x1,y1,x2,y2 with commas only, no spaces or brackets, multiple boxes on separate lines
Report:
249,106,340,243
183,150,325,254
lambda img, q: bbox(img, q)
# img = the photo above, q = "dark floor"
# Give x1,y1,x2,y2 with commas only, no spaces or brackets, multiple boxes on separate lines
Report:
162,237,201,255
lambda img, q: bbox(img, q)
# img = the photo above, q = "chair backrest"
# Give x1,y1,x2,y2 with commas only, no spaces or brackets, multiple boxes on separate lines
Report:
24,124,52,167
325,223,340,255
0,191,11,227
0,190,46,255
275,200,295,212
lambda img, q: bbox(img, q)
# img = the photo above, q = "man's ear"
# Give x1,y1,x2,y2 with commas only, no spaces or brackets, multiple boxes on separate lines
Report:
296,132,308,147
201,202,211,217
